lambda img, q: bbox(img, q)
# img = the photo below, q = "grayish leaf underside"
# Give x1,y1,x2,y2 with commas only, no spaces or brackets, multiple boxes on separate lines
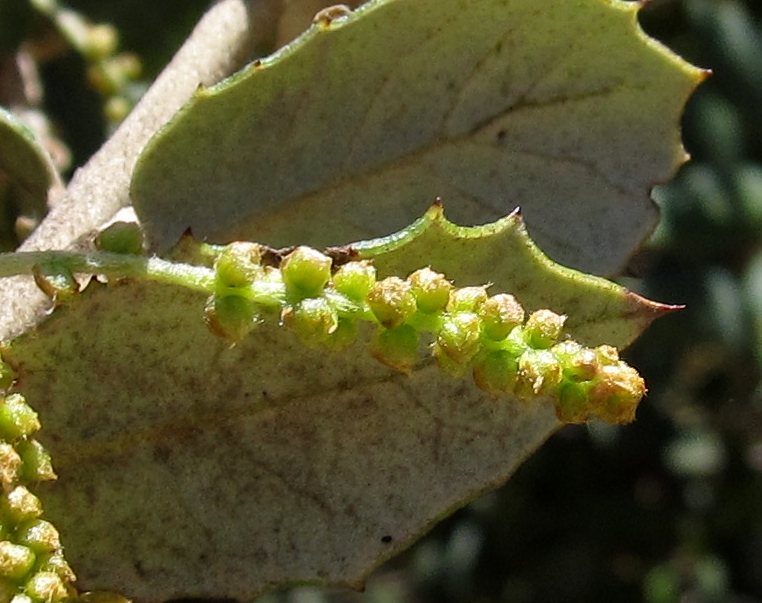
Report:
13,283,559,601
132,0,698,276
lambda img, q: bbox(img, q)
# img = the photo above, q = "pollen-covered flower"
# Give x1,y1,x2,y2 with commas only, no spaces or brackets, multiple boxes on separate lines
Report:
332,261,377,302
282,297,340,346
434,312,482,368
214,242,264,289
367,277,418,329
479,294,525,341
408,268,453,314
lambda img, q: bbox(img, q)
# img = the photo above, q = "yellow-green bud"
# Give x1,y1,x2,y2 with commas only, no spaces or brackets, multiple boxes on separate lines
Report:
204,294,262,341
95,221,144,255
479,294,525,340
552,341,598,382
281,247,332,298
283,298,339,346
371,325,419,373
555,381,593,423
447,286,488,313
588,361,645,424
523,309,566,349
104,96,131,123
0,395,40,441
434,312,482,366
0,542,35,582
408,268,452,314
473,350,519,394
24,571,67,603
366,277,417,329
2,487,42,525
0,445,21,487
15,521,60,555
332,262,377,301
84,24,119,60
515,350,563,398
15,441,55,483
214,242,263,289
33,553,75,583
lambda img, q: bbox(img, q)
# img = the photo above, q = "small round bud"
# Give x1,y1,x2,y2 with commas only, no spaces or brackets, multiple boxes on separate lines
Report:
552,341,598,382
281,247,333,298
2,487,42,525
104,96,131,123
371,325,419,373
473,350,519,394
408,268,452,314
204,294,262,341
24,571,68,603
332,262,377,301
15,520,61,555
555,381,593,423
283,298,339,346
91,54,141,96
479,294,525,340
214,243,263,289
0,395,40,441
95,221,144,255
447,287,488,313
0,542,35,582
15,441,56,483
515,349,563,398
366,277,417,329
588,362,645,424
434,312,482,367
84,24,119,59
33,553,75,583
523,309,566,349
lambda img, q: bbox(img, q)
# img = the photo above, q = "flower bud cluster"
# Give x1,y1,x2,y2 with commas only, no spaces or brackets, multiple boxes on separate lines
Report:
0,361,75,603
204,246,645,424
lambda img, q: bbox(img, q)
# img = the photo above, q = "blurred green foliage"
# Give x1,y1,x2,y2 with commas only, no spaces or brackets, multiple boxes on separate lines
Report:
3,0,762,602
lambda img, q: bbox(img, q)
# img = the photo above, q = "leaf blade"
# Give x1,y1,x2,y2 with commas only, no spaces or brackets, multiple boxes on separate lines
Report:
131,0,703,274
6,210,667,600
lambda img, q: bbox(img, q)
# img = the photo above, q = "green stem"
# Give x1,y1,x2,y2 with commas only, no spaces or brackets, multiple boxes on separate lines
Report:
0,251,216,293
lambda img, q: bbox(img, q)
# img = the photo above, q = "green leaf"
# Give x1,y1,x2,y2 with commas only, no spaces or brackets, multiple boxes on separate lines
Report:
355,204,669,349
0,107,58,247
131,0,703,275
3,211,671,601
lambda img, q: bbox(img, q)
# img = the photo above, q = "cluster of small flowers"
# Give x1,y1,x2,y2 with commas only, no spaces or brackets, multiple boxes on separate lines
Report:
0,362,76,603
206,245,645,424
